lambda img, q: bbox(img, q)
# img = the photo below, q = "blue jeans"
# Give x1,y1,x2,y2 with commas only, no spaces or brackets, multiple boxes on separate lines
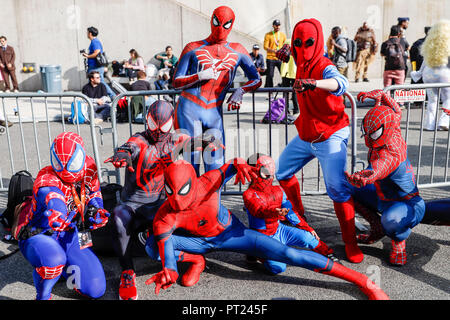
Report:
87,66,116,99
276,127,352,203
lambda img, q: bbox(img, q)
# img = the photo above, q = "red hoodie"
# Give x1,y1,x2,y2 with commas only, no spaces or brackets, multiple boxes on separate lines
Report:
291,19,349,143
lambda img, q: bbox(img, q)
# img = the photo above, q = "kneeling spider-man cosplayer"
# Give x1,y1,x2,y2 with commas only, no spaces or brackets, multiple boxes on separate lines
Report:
346,90,425,266
145,158,389,300
17,132,109,300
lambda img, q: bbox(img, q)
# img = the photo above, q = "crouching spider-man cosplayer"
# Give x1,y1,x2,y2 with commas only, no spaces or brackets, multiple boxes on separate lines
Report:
275,18,363,263
144,159,389,300
172,5,261,174
243,153,337,275
346,90,425,266
104,100,221,300
18,132,109,300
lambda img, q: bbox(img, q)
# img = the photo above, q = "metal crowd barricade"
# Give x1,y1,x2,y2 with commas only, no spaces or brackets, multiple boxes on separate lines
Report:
382,83,450,189
0,92,103,191
107,88,358,196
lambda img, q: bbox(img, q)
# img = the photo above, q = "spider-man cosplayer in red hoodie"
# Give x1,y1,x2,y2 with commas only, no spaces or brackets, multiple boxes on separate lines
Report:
243,153,337,274
172,5,261,174
104,100,219,300
346,90,426,266
18,132,109,300
145,159,389,300
275,18,363,263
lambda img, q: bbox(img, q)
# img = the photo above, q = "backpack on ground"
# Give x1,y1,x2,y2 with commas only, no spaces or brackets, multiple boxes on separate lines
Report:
0,170,34,230
68,100,90,124
261,97,295,125
386,41,405,69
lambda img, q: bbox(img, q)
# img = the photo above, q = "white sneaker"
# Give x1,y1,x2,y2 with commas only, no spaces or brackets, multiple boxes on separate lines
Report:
94,118,103,125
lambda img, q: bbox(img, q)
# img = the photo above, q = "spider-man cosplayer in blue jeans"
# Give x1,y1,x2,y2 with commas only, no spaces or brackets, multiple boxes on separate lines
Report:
172,6,261,174
346,90,425,266
243,153,337,274
144,159,389,300
104,100,221,300
18,132,109,300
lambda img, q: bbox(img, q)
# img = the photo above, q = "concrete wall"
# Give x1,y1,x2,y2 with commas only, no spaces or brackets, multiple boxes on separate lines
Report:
0,0,448,91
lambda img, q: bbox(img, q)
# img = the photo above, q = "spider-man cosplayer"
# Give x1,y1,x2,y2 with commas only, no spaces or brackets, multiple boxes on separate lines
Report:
144,159,389,300
18,132,109,300
172,5,261,174
104,100,220,300
275,18,363,263
243,153,337,274
346,90,425,266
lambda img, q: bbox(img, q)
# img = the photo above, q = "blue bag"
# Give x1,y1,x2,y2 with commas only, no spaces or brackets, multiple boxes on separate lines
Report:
68,100,89,124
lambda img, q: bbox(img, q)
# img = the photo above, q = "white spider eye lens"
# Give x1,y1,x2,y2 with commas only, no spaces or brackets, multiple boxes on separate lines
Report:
165,183,173,195
213,15,220,27
51,149,63,172
223,20,233,29
178,180,191,195
160,117,173,133
147,114,158,131
370,126,384,140
67,145,85,172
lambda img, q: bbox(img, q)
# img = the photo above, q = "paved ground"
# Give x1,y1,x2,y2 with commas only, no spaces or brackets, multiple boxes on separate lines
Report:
0,78,449,301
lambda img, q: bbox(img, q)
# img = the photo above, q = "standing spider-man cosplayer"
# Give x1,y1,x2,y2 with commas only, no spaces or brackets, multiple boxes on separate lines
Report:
172,5,261,174
18,132,109,300
243,153,337,275
105,100,218,300
275,18,363,263
346,90,425,266
144,159,389,300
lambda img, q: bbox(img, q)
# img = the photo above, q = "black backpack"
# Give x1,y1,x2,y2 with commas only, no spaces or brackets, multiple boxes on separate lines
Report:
0,171,34,230
344,38,357,62
386,41,405,69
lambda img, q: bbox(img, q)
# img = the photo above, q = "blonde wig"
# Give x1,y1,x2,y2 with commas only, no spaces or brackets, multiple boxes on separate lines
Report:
421,20,450,68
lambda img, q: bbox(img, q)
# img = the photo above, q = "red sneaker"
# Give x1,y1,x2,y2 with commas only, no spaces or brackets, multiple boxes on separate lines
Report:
390,240,407,266
181,254,206,287
119,269,138,300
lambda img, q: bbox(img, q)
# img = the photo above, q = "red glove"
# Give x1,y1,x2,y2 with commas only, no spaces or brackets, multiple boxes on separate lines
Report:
345,170,375,188
234,158,258,185
87,208,110,230
276,44,291,63
145,268,179,295
45,209,77,232
293,79,317,93
104,145,134,173
357,90,383,107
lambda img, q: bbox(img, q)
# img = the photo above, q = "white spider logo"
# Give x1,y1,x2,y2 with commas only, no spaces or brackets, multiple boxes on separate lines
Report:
197,49,238,73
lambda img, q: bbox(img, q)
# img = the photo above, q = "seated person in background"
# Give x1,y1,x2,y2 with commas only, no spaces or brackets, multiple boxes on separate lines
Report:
82,71,111,125
124,49,145,81
130,71,156,122
154,46,178,90
249,44,266,76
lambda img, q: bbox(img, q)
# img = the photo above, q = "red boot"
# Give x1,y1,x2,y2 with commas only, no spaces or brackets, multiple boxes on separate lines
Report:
319,261,389,300
180,252,206,287
119,269,138,300
334,198,364,263
390,240,407,266
279,176,305,219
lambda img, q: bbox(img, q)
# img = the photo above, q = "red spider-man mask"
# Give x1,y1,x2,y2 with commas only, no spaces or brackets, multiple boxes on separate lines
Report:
146,100,174,142
247,154,276,190
361,105,400,149
50,132,86,184
291,18,324,70
208,6,235,44
164,160,197,211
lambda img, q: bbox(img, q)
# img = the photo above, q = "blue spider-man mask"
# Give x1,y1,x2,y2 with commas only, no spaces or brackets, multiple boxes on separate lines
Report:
146,100,174,142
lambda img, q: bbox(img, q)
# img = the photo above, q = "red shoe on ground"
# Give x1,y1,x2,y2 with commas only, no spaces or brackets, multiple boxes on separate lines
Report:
180,253,206,287
119,269,138,300
390,240,407,266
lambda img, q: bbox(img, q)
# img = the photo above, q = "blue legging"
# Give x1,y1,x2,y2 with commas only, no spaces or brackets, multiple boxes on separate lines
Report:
19,229,106,300
145,215,331,274
352,184,425,241
175,96,225,174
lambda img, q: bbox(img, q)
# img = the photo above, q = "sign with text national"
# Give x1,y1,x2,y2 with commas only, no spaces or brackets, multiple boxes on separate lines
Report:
394,89,426,103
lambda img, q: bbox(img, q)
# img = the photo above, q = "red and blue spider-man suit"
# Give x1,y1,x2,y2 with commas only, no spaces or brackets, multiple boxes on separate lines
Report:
18,132,109,300
346,90,425,266
144,159,389,300
243,154,336,274
172,5,261,174
104,100,220,300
